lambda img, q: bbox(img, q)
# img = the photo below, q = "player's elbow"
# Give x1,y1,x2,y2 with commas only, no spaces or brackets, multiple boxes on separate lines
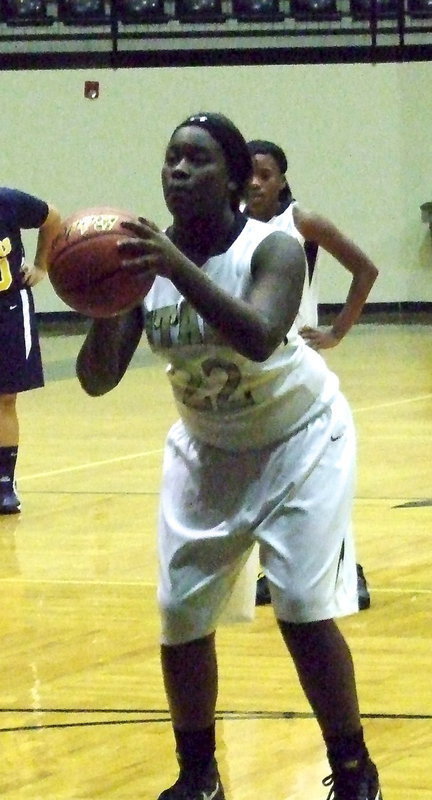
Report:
245,347,270,363
79,379,110,397
42,205,62,233
78,374,118,397
247,341,277,362
76,371,111,397
76,356,119,397
243,324,283,362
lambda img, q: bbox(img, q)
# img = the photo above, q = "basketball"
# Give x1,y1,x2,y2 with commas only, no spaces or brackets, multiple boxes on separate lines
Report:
48,207,154,318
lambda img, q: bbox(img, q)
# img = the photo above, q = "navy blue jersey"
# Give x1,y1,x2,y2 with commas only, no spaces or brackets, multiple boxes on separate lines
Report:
0,188,48,297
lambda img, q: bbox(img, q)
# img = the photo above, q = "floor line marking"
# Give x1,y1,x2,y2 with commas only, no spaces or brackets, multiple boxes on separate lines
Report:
19,448,164,482
18,394,432,483
354,393,432,413
0,578,155,587
0,580,430,594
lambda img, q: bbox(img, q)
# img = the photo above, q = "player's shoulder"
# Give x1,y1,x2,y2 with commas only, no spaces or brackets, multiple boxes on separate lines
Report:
251,223,305,277
0,187,18,206
0,188,19,226
292,201,339,235
291,202,329,240
0,186,27,201
0,186,39,212
241,217,300,257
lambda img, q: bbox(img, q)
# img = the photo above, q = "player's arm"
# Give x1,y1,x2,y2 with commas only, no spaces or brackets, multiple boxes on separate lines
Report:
76,306,144,396
162,231,304,361
120,221,305,362
22,204,63,287
294,204,378,349
244,230,305,358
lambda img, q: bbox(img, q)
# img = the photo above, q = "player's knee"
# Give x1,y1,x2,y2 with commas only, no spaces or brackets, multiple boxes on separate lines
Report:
159,595,216,646
0,393,17,411
273,584,327,624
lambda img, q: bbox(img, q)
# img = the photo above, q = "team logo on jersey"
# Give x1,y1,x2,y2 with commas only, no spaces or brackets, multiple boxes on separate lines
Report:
145,301,204,348
0,237,13,292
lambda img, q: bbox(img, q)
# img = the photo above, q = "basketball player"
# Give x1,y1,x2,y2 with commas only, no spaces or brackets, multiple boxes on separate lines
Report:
243,139,379,610
76,112,383,800
0,188,61,513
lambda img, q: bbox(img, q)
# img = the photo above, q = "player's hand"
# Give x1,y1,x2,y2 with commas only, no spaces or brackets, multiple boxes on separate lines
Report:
118,217,184,279
21,262,46,287
299,325,342,351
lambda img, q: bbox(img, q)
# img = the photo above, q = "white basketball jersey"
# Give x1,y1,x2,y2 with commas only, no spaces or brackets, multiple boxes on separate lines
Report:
266,202,319,330
144,218,338,451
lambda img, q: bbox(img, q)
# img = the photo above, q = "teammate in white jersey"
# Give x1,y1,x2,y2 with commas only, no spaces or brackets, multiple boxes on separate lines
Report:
243,139,379,611
76,113,382,800
244,139,378,349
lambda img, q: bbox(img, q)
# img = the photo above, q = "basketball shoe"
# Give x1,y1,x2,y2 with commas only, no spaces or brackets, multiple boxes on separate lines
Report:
0,482,21,514
157,758,225,800
356,564,371,611
255,571,271,605
257,565,371,610
322,757,382,799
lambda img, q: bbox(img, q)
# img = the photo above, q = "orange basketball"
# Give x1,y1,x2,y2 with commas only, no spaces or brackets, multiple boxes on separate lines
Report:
48,207,154,318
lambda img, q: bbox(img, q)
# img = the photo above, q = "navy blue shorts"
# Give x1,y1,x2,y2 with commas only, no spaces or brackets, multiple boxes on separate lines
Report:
0,288,44,394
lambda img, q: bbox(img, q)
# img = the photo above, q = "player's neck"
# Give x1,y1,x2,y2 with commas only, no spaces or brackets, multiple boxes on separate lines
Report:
246,201,278,223
169,208,237,264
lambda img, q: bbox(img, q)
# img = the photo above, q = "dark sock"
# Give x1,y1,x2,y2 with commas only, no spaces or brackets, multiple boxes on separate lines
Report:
0,447,18,490
326,728,369,771
174,723,216,772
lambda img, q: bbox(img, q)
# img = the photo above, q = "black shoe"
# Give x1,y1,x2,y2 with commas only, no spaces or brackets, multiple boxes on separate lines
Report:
157,758,225,799
322,757,382,799
256,567,371,610
0,486,21,515
357,563,371,611
255,571,271,606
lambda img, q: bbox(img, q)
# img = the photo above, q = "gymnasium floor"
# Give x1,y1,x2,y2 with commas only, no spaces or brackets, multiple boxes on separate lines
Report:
0,314,430,798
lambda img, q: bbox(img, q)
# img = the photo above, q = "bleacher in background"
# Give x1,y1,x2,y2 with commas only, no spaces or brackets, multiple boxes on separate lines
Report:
1,0,432,66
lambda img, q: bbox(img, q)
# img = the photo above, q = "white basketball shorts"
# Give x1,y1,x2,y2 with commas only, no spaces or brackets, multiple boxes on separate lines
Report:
158,391,358,645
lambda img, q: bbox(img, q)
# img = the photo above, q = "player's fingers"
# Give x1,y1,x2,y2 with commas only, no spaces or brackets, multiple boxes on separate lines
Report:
121,218,158,237
301,330,319,342
120,256,157,275
137,216,160,231
117,236,150,255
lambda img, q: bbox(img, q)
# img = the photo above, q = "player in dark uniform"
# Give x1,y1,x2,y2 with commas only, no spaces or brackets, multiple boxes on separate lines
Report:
0,188,61,513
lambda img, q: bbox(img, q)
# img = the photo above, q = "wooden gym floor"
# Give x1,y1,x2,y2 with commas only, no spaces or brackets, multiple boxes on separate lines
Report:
0,316,431,798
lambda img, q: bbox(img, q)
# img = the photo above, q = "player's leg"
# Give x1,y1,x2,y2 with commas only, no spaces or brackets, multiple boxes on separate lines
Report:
161,634,217,731
158,633,224,800
279,619,381,798
156,422,257,800
259,393,382,799
0,289,44,514
0,392,20,514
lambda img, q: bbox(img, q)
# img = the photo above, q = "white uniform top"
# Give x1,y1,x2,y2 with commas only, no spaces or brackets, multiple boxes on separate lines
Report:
144,217,338,452
264,201,319,330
